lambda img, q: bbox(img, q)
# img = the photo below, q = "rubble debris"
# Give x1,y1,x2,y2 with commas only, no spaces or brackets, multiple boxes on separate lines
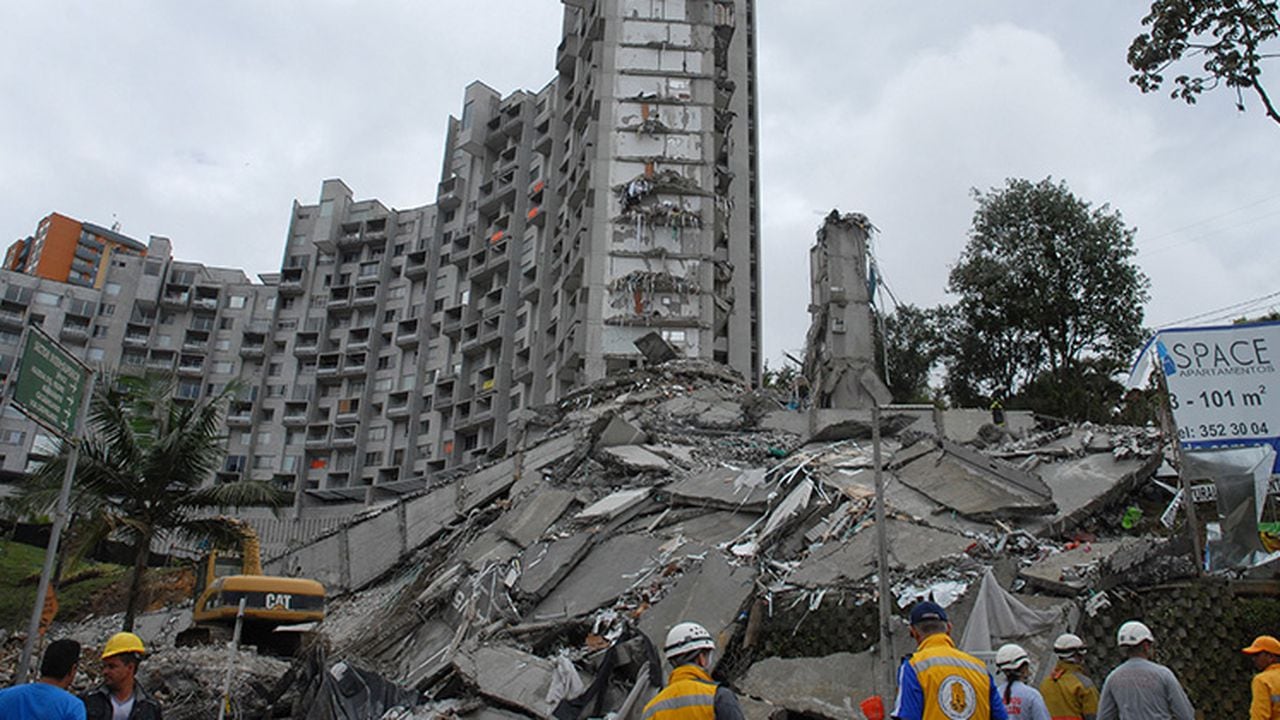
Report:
494,489,577,548
634,331,681,365
667,467,770,511
454,645,563,719
787,520,971,588
533,534,667,620
32,356,1250,720
636,553,757,666
739,651,872,720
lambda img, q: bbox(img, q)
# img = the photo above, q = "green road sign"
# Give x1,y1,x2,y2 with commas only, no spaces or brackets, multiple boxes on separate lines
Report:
12,327,90,438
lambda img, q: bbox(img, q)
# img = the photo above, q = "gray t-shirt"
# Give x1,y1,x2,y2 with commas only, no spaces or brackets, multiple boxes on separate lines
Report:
1001,679,1051,720
110,693,135,720
1097,658,1194,720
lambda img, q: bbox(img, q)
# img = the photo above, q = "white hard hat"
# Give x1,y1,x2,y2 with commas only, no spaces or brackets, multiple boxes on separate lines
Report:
995,643,1030,672
1054,633,1087,657
664,622,716,662
1117,621,1155,647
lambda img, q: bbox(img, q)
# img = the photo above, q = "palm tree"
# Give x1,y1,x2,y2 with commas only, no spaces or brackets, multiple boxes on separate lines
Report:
13,371,288,630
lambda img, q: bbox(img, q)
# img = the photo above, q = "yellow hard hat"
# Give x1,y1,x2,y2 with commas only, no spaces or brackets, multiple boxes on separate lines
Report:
102,632,145,659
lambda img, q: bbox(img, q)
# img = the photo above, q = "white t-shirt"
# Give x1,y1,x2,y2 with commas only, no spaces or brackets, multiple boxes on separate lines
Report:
110,693,135,720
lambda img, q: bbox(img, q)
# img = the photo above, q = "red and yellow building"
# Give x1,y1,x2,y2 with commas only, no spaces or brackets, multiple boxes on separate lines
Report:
4,212,147,288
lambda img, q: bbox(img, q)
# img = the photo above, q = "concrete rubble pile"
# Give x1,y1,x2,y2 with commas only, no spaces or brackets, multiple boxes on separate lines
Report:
45,360,1197,719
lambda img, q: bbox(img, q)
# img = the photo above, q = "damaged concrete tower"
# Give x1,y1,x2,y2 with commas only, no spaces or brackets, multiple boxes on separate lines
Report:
803,211,879,408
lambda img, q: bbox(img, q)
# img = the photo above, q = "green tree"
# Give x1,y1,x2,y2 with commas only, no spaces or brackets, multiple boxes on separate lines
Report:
945,178,1150,420
877,304,947,404
13,372,287,630
1128,0,1280,126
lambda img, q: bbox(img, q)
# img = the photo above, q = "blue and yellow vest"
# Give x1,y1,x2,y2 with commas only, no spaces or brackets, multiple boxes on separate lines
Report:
893,634,1006,720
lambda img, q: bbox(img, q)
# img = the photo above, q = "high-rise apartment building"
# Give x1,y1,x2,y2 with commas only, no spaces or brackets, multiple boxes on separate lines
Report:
0,0,760,519
4,213,148,288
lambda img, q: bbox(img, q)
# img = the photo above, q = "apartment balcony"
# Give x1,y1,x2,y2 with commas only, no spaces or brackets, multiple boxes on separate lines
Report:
327,287,353,311
437,177,462,211
239,343,265,359
191,297,219,312
282,410,309,427
279,267,305,296
331,432,357,449
395,320,420,348
293,337,319,358
352,287,379,307
59,324,90,344
404,250,429,280
176,361,205,377
226,408,253,427
160,291,190,309
304,433,329,451
0,309,22,330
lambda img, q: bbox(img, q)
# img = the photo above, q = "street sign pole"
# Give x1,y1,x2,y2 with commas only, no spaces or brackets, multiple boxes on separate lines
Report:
13,327,94,684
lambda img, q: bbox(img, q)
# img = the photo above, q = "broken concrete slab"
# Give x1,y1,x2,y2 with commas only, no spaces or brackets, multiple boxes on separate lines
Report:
1033,452,1162,535
1019,539,1136,595
638,552,757,662
635,331,680,365
576,488,650,522
813,467,992,536
596,415,649,448
659,396,745,430
666,467,771,511
518,532,598,600
534,534,666,620
809,409,915,442
738,651,872,720
461,432,582,513
759,409,809,436
598,445,671,473
454,645,559,719
463,530,522,571
494,488,577,548
655,510,759,547
895,446,1054,520
788,520,971,588
644,443,697,465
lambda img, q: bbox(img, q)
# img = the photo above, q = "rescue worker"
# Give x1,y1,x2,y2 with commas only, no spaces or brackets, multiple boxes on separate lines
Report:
995,644,1050,720
1039,633,1099,720
1096,621,1193,720
81,632,163,720
0,638,86,719
642,622,744,720
892,601,1008,720
1241,635,1280,720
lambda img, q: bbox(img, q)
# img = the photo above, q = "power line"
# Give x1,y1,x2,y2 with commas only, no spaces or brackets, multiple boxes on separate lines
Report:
1139,192,1280,245
1139,206,1280,258
1153,289,1280,328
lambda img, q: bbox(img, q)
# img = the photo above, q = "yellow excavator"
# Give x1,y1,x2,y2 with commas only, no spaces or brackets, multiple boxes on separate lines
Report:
177,520,325,654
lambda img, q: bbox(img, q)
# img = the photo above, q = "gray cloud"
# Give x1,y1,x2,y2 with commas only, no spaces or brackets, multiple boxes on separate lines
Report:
2,2,1276,371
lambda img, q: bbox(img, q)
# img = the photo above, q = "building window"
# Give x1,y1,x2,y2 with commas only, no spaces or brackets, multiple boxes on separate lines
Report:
87,348,105,362
34,292,62,306
253,455,273,470
228,296,246,309
98,304,115,316
2,430,26,445
224,455,246,472
213,361,233,374
220,318,234,330
364,451,384,466
367,426,387,441
104,282,122,296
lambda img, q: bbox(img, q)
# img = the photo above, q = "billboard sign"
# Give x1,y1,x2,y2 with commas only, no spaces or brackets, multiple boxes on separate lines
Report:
11,327,91,439
1135,320,1280,472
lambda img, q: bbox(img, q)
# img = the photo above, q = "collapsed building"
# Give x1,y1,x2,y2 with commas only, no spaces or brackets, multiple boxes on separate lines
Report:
20,353,1278,719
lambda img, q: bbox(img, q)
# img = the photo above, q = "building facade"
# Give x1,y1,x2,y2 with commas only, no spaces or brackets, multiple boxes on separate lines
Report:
4,213,148,288
0,0,760,516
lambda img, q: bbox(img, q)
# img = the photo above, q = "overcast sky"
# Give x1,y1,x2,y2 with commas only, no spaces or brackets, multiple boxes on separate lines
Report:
2,2,1277,368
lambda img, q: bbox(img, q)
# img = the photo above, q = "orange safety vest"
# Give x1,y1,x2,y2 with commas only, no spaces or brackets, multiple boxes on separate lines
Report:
1039,661,1099,720
643,664,719,720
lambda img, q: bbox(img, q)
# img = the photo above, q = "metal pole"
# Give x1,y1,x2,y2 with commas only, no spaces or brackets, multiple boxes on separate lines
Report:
16,372,96,684
872,403,894,698
217,597,248,720
1155,369,1204,574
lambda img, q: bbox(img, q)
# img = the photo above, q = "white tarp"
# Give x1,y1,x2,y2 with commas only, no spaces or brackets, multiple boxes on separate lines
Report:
958,569,1062,655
